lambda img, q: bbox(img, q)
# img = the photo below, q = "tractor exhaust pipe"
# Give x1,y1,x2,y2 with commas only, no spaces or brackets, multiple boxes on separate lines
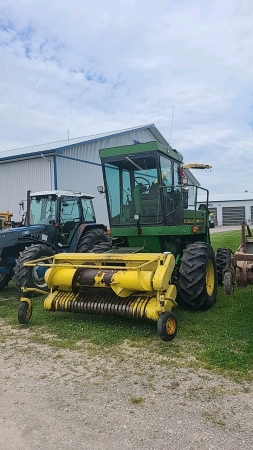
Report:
26,190,31,226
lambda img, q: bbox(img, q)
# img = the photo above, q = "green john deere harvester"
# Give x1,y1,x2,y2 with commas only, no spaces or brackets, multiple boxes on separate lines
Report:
18,141,217,341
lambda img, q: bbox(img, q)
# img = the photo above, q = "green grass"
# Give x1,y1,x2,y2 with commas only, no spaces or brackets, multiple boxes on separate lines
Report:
211,229,241,253
0,230,253,381
129,396,145,405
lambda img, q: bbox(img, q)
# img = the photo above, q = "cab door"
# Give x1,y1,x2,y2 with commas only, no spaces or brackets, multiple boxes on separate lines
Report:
58,197,82,247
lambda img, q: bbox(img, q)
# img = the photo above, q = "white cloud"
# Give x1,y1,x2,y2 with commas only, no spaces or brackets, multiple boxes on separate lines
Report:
0,0,253,194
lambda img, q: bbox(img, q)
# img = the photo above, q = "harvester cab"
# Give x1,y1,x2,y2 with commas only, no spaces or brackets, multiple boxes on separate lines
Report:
18,142,217,342
100,141,212,250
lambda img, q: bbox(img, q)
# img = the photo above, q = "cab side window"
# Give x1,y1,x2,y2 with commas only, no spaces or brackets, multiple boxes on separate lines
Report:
160,156,171,186
60,198,80,224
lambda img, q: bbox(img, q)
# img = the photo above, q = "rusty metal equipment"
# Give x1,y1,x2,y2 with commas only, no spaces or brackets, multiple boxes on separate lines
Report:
0,211,14,229
18,252,178,341
222,221,253,294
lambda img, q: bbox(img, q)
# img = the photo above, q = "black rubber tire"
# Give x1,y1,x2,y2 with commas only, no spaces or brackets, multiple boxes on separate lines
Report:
157,311,178,342
0,273,11,291
77,228,111,253
216,248,231,285
178,242,217,311
223,271,233,295
18,301,32,324
89,242,112,253
13,244,56,296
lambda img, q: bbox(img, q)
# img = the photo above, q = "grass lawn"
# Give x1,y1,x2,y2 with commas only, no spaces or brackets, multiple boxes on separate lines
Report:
0,230,252,380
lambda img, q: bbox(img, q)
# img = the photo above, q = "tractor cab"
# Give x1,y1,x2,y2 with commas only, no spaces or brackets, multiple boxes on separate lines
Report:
28,190,96,247
100,142,189,228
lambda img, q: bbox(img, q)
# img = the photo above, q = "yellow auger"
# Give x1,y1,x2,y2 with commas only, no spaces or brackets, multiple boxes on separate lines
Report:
18,252,178,341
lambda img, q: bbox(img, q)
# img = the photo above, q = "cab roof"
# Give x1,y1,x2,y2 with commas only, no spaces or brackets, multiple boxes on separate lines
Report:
31,190,94,199
99,141,184,163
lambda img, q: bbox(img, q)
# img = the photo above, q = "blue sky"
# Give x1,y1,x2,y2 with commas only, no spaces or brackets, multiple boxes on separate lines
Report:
0,0,253,194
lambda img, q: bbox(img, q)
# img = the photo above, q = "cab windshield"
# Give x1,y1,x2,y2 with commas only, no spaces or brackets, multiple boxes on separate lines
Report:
30,196,56,225
104,155,162,225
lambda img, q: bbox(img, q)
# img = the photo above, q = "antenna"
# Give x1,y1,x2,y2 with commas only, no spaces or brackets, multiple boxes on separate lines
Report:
169,106,174,146
67,129,70,141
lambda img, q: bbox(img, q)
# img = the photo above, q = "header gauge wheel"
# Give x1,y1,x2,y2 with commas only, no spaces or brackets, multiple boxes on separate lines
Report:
157,311,178,342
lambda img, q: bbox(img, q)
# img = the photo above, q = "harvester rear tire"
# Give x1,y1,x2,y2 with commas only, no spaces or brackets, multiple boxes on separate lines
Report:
13,244,56,296
216,248,231,285
157,311,178,342
18,301,32,324
0,273,11,291
77,229,111,253
178,242,217,311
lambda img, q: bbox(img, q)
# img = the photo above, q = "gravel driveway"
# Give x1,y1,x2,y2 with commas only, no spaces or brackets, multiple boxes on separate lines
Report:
0,320,252,450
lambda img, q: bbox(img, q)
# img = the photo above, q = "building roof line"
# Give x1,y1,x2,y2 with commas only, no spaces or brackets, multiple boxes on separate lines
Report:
0,123,201,186
0,124,156,161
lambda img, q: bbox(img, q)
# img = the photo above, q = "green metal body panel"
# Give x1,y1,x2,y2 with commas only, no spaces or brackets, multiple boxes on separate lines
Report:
111,224,209,238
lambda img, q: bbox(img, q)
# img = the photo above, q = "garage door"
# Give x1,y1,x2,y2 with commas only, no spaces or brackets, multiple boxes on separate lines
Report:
251,206,253,223
222,207,245,225
209,207,218,225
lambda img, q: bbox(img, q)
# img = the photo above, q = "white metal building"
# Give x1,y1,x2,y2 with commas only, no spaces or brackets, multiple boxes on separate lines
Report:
199,193,253,226
0,124,199,225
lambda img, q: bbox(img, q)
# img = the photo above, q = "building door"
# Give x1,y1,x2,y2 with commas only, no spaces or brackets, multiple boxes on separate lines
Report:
250,206,253,224
222,206,245,225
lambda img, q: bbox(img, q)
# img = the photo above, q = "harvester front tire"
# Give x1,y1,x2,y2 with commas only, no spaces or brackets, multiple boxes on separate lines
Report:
216,248,231,285
178,242,217,311
0,273,11,291
77,229,111,253
18,301,32,324
157,311,178,342
14,244,56,296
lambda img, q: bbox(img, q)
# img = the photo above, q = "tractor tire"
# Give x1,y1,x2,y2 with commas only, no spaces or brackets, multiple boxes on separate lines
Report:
0,273,11,291
13,244,56,296
178,242,217,311
77,229,111,253
89,242,112,253
216,248,231,285
223,271,234,295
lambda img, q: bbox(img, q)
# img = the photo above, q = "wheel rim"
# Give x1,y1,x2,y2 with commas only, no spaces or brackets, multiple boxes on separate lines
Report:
32,267,47,288
32,259,52,288
206,259,215,296
24,303,31,319
166,317,177,336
